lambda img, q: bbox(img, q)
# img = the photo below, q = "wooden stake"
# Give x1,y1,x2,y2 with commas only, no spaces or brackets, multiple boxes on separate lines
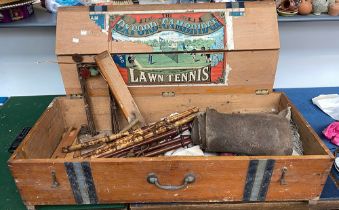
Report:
95,51,145,126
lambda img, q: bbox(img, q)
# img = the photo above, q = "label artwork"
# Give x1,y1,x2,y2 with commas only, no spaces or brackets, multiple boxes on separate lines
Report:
109,12,225,52
88,9,236,86
113,52,227,85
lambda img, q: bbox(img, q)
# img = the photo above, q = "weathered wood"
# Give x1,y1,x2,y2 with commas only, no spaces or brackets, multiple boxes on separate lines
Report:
11,99,65,159
59,97,112,132
51,127,75,159
130,200,339,210
8,1,335,207
58,50,278,96
278,94,332,156
8,91,334,205
65,136,78,159
55,2,279,55
134,93,281,123
95,51,145,125
266,158,332,201
8,160,76,206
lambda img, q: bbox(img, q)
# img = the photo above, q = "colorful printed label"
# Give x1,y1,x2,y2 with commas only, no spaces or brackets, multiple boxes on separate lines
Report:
109,12,226,52
113,52,228,85
87,9,242,86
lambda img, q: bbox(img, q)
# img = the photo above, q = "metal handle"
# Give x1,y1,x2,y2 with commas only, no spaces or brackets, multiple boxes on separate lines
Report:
51,170,59,188
147,173,195,190
279,167,288,185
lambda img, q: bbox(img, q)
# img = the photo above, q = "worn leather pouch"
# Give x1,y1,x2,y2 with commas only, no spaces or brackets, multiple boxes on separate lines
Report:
192,108,293,155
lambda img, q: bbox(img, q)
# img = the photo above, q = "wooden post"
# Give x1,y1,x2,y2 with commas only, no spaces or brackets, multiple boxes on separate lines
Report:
95,51,145,126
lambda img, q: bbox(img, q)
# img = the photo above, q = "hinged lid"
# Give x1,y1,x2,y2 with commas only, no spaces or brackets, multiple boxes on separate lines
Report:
56,1,280,95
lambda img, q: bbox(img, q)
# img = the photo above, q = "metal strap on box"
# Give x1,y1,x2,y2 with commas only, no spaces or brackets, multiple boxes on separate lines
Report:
65,162,98,204
243,159,275,201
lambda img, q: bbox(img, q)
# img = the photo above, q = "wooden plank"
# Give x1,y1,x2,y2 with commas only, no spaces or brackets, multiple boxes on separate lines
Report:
266,158,332,201
130,201,339,210
8,155,332,205
58,50,278,97
130,202,309,210
65,136,78,159
52,127,81,159
11,99,65,159
279,93,333,156
59,97,112,132
7,92,334,205
55,2,279,55
95,51,145,125
8,161,76,206
51,127,75,158
134,93,281,123
91,159,249,203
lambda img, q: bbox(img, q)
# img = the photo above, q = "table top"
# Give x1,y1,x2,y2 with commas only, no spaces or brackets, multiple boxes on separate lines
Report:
0,87,338,208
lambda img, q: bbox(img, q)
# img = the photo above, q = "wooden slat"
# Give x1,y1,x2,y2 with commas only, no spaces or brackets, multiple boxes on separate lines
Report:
7,161,76,206
65,135,78,159
91,159,249,203
7,92,334,205
134,93,281,123
266,158,332,201
51,127,75,158
58,50,278,96
8,155,332,205
278,93,333,156
130,201,339,210
59,97,112,132
55,2,279,55
95,51,145,125
12,99,65,159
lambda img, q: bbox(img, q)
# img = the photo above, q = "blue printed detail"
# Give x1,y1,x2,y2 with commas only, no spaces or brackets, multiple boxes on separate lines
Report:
113,55,127,68
230,12,245,16
89,14,105,30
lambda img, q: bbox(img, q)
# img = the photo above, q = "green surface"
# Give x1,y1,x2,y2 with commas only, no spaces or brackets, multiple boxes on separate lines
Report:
0,96,126,210
133,53,209,69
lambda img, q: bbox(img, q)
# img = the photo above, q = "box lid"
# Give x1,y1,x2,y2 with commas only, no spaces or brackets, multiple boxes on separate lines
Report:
56,2,279,54
56,1,280,95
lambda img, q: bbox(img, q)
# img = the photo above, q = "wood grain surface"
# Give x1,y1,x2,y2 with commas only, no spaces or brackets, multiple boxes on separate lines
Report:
95,51,145,125
8,93,333,205
55,1,279,55
58,50,278,96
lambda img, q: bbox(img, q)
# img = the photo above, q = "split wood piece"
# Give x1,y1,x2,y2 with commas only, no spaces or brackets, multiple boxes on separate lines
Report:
95,51,145,126
103,125,190,158
51,127,80,158
63,107,198,153
85,113,197,158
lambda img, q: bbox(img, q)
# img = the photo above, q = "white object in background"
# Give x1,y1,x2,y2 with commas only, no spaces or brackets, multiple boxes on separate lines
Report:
312,94,339,120
165,145,204,156
335,157,339,172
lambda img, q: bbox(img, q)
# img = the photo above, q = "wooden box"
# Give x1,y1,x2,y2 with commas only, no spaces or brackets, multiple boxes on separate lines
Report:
8,1,334,209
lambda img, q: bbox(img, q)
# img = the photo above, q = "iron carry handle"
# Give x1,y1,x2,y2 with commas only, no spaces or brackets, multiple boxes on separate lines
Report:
147,173,195,190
